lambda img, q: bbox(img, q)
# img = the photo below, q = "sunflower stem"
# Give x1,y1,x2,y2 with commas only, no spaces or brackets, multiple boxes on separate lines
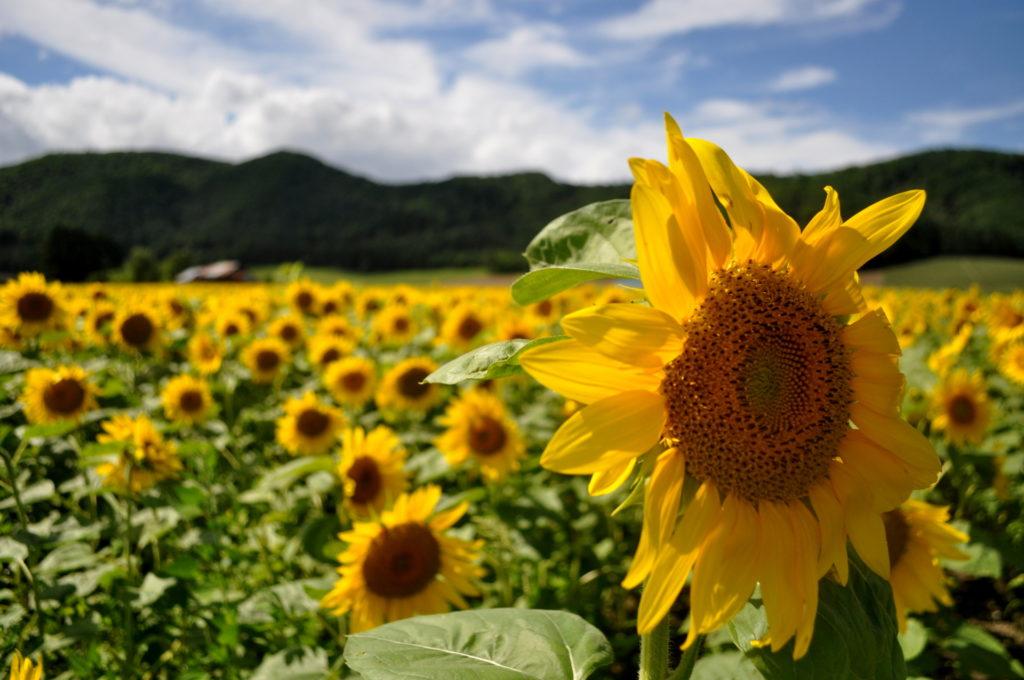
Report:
638,616,669,680
1,439,46,645
667,634,705,680
122,466,137,679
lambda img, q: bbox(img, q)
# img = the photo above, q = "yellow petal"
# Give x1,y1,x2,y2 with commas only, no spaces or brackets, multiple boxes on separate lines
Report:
631,174,701,320
757,501,800,652
686,493,758,646
519,338,660,405
622,519,655,589
844,499,890,578
540,390,665,474
561,303,684,368
850,403,940,485
801,186,841,245
842,309,901,356
809,481,848,583
588,458,635,496
645,447,685,550
636,482,721,632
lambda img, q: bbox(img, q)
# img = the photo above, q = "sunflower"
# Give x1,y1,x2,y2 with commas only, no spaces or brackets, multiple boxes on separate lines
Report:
496,316,535,341
112,307,161,352
286,279,321,315
999,342,1024,386
161,293,191,330
372,306,417,346
95,415,182,492
21,365,96,424
316,314,361,343
931,369,991,445
337,426,408,517
276,392,345,455
377,357,442,412
518,115,940,657
356,290,385,318
268,314,306,348
884,500,968,630
528,297,560,325
436,389,525,481
320,485,484,631
161,375,214,424
215,309,251,339
927,323,972,376
85,300,117,345
307,335,353,370
1,272,63,336
324,356,377,407
440,304,488,349
188,332,223,375
8,651,43,680
319,282,355,315
242,338,291,384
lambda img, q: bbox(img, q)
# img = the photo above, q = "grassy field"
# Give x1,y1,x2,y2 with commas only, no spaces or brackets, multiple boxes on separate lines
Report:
254,257,1024,290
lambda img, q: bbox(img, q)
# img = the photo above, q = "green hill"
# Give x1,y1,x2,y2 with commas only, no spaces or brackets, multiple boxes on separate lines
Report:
0,148,1021,276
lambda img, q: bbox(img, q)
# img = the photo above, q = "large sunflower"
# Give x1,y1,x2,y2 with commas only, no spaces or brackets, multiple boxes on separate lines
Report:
1,273,63,336
161,374,214,424
931,369,991,445
519,115,940,657
884,500,968,630
320,485,483,631
21,365,96,424
276,392,345,455
436,389,525,482
8,651,43,680
337,426,408,517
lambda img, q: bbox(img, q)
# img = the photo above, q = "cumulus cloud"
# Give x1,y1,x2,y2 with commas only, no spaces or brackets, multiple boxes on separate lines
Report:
907,100,1024,143
767,66,836,92
464,25,589,77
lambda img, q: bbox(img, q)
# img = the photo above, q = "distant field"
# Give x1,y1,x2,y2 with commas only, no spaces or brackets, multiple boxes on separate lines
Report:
253,256,1024,291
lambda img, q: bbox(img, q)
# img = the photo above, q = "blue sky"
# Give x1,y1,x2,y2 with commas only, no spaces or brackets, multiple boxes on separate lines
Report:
0,0,1021,182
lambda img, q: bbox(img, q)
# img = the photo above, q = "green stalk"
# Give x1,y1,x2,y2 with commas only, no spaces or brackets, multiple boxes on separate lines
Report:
122,465,137,679
2,440,46,645
638,616,669,680
668,635,705,680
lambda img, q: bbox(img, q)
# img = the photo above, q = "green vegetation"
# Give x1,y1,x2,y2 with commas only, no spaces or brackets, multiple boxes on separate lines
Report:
870,256,1024,291
0,148,1021,277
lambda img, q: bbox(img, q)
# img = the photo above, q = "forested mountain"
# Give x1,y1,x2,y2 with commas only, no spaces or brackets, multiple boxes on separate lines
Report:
0,147,1021,276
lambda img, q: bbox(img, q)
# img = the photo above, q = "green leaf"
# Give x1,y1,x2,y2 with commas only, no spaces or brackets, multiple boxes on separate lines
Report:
692,651,764,680
239,455,336,503
942,623,1024,678
511,264,639,306
135,573,177,608
0,479,55,510
898,618,928,661
948,541,1002,578
251,648,328,680
345,608,613,680
20,421,78,439
0,537,28,562
728,556,905,680
425,337,566,385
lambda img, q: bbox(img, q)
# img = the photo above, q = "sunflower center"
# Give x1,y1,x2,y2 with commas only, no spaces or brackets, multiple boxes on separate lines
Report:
535,300,553,317
660,263,852,502
17,292,54,322
458,315,483,341
341,370,367,393
121,313,154,347
178,389,204,413
223,322,240,336
43,378,85,414
93,311,114,331
949,395,977,425
297,408,330,437
280,324,299,342
296,291,314,311
398,368,430,398
256,349,281,372
347,456,382,504
363,522,441,598
883,508,910,568
469,416,507,456
394,317,410,333
320,348,342,365
322,300,339,314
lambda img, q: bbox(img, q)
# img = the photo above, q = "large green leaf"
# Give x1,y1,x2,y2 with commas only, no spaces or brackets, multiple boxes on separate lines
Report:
512,263,639,306
344,608,613,680
239,455,336,504
425,337,566,385
512,199,637,304
728,556,906,680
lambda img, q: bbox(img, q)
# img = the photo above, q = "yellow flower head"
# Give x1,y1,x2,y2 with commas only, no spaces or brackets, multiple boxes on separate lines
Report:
519,114,939,658
84,300,118,345
337,426,408,517
286,279,321,316
276,392,345,456
161,375,214,424
319,281,356,315
112,307,161,352
927,323,972,376
188,332,223,375
440,304,489,349
242,337,291,384
95,414,182,492
931,369,991,445
372,306,417,346
436,389,525,482
496,316,536,342
214,309,251,340
8,651,43,680
315,314,361,344
21,365,96,424
884,500,968,631
323,356,377,407
320,485,483,632
1,273,64,337
1000,341,1024,386
307,334,353,371
268,314,306,348
377,357,442,413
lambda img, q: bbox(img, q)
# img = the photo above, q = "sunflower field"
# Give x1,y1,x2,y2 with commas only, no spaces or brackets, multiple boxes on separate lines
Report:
2,123,1024,680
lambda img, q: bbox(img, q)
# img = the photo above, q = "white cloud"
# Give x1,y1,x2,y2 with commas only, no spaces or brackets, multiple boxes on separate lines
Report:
597,0,889,41
908,100,1024,143
767,66,836,92
464,25,589,77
